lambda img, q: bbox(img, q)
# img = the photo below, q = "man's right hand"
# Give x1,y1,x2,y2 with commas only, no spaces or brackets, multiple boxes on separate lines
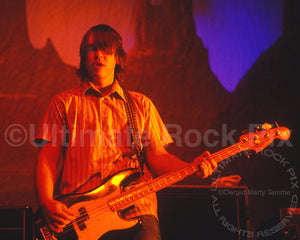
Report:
41,199,75,233
35,143,75,233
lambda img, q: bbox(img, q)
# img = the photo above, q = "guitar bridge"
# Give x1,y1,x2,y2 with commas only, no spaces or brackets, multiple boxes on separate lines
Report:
40,225,57,240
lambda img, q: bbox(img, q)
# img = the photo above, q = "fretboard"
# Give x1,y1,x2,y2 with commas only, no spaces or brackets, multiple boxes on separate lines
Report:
109,143,242,211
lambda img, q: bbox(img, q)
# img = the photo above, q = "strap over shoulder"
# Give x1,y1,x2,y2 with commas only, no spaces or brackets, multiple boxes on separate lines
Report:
123,89,145,174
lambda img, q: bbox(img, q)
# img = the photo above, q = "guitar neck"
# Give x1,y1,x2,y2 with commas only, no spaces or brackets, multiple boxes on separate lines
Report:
109,143,242,211
210,143,242,164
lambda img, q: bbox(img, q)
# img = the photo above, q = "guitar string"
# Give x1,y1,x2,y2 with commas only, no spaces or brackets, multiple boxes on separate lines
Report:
50,131,277,236
54,167,194,235
46,135,281,237
54,163,199,236
70,142,250,223
54,144,243,236
53,144,244,236
51,128,280,237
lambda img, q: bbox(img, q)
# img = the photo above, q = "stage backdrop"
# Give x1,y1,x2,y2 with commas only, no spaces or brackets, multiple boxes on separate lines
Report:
0,0,298,236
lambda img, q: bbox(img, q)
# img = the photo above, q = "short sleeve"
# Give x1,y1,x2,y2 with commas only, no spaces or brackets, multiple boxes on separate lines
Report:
142,98,173,151
34,96,67,147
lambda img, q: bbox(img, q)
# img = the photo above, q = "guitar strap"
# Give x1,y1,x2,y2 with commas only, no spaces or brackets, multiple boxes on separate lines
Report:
123,89,145,175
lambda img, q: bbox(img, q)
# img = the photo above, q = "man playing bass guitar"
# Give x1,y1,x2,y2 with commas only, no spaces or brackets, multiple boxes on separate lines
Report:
34,24,217,240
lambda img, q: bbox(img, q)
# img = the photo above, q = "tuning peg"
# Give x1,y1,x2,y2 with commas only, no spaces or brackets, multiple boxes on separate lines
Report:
241,129,248,134
262,123,272,130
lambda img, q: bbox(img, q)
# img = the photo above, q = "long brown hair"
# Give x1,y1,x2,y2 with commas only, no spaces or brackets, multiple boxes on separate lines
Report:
77,24,127,82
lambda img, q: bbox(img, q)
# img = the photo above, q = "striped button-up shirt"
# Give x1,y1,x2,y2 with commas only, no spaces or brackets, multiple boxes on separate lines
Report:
35,79,172,219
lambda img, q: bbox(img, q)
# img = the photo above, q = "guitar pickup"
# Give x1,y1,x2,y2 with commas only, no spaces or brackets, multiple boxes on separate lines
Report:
76,207,90,231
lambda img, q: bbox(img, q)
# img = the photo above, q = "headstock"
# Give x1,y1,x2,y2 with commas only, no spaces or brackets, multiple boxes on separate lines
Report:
238,123,290,152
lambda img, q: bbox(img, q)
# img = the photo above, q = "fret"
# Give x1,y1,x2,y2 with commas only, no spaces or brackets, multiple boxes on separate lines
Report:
144,188,151,195
166,176,175,184
152,182,160,190
136,191,143,198
113,201,122,209
158,179,167,187
123,198,130,205
216,154,223,161
211,144,241,163
191,165,198,172
128,195,134,202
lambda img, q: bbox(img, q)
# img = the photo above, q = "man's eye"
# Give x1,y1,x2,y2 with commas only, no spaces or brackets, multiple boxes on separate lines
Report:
86,46,96,52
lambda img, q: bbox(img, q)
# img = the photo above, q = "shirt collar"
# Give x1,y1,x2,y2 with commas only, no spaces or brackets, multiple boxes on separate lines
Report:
81,79,126,101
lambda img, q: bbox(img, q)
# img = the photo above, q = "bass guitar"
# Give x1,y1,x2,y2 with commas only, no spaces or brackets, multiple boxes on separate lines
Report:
35,124,290,240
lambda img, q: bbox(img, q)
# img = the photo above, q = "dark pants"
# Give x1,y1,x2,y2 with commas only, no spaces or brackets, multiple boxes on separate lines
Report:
99,215,162,240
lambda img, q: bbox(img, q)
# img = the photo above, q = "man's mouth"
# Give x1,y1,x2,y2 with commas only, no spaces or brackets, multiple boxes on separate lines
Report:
95,62,105,67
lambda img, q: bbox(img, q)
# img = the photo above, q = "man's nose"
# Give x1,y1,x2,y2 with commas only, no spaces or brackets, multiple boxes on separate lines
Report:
95,50,104,60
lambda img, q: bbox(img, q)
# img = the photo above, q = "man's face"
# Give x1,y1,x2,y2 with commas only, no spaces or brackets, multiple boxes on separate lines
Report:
85,32,117,83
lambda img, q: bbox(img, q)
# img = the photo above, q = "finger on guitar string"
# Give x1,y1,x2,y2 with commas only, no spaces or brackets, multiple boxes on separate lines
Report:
208,157,218,172
201,151,211,158
194,151,217,178
200,150,218,172
199,161,211,178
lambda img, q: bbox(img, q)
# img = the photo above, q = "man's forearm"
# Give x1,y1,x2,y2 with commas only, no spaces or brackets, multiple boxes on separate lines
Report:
35,143,61,206
145,146,189,176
